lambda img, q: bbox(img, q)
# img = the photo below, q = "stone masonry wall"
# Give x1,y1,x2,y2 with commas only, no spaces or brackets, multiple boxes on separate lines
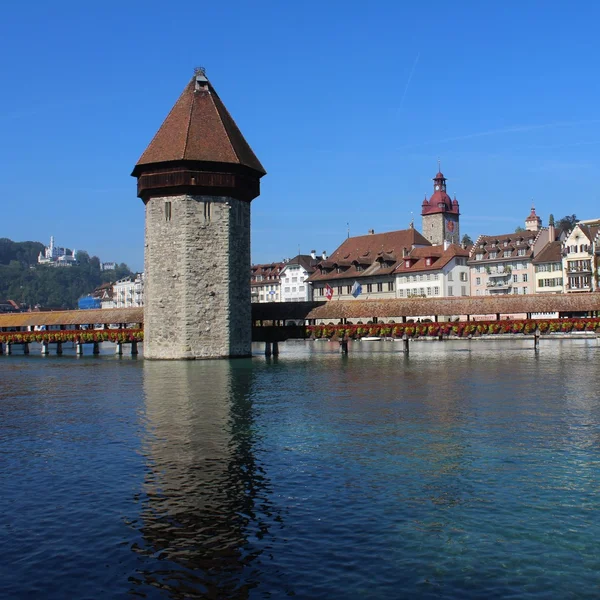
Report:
422,214,460,246
144,194,251,359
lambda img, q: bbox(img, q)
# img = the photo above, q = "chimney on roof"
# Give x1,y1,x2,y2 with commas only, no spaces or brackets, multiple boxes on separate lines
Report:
368,229,375,235
310,250,316,259
194,67,209,92
443,239,450,251
322,250,328,260
548,215,556,242
402,247,409,258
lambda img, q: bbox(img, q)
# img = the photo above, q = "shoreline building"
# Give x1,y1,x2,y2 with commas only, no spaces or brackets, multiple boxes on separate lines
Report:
395,242,470,298
308,227,431,301
468,208,550,296
251,262,284,303
114,273,145,308
38,236,77,267
562,220,600,293
280,254,319,302
131,69,265,359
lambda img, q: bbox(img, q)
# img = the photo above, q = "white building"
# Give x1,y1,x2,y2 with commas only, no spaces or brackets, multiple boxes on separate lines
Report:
562,220,600,293
279,254,318,302
38,236,77,266
113,273,144,308
395,242,470,298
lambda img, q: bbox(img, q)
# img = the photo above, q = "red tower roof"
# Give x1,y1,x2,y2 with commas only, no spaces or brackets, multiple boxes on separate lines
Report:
132,70,265,202
421,169,459,216
133,71,265,175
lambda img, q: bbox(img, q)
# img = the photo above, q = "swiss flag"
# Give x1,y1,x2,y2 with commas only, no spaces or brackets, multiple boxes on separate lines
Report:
325,284,334,300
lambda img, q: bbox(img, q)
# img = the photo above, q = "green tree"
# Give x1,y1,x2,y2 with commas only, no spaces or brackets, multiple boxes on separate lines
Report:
557,214,578,231
515,226,525,233
461,234,473,246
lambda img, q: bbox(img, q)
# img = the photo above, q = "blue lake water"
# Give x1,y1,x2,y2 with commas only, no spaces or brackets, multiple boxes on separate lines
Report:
1,339,600,599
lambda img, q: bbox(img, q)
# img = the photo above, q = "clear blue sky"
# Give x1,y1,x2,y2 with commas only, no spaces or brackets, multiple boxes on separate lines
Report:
1,1,599,270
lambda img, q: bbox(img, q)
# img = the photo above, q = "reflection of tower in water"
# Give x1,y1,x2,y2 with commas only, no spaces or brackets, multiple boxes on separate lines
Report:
133,360,274,598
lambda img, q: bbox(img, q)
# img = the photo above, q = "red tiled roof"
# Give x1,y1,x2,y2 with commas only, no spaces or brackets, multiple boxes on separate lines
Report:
532,241,563,264
469,231,539,263
135,73,265,175
308,228,431,282
250,262,285,285
394,244,469,273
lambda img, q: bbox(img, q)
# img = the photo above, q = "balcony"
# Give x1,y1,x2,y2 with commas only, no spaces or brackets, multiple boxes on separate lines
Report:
487,281,511,290
567,266,592,274
488,271,511,279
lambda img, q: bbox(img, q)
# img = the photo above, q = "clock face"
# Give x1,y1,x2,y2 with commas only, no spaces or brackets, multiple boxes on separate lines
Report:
435,185,440,191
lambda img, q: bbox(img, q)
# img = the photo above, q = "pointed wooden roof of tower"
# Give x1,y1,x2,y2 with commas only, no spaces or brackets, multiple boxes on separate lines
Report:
132,69,265,176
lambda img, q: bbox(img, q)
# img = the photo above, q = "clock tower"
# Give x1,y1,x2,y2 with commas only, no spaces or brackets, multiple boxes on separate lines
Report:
421,168,460,245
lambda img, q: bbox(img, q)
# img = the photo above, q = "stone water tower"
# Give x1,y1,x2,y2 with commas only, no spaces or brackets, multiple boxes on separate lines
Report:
132,69,266,359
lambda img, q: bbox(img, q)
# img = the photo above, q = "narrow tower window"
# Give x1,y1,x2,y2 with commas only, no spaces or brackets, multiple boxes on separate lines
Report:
165,201,172,221
204,200,211,222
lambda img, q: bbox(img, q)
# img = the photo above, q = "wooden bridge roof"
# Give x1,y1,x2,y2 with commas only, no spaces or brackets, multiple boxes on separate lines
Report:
304,294,600,320
0,308,143,328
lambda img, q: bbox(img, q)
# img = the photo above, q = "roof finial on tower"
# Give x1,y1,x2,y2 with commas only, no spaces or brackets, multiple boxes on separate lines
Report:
410,211,414,229
194,66,206,77
438,157,441,172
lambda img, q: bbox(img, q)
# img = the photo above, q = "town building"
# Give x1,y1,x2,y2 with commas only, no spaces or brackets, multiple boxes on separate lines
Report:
562,220,600,293
308,227,431,300
37,236,77,266
395,242,470,298
279,253,319,302
532,242,564,294
421,168,460,245
131,68,265,359
469,208,550,296
113,273,145,308
100,262,117,271
251,262,284,303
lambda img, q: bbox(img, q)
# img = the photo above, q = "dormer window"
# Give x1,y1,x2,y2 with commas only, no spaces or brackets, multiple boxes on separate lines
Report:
405,260,411,268
425,257,432,266
356,265,362,272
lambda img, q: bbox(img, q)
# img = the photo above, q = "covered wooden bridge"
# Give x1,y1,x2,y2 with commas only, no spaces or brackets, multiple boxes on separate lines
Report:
0,307,143,355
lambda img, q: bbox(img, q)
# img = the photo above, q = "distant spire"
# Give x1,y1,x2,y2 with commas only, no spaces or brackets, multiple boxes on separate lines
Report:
437,157,441,172
347,222,350,238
